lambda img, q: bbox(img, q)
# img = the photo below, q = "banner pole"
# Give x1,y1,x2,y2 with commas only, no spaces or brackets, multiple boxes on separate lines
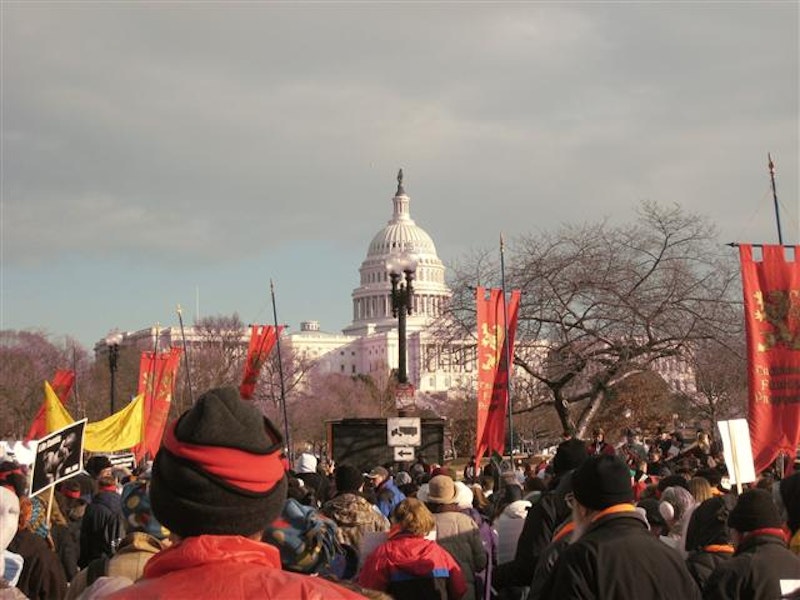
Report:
500,234,514,456
768,154,784,245
270,280,292,466
727,421,743,495
176,305,194,404
45,485,55,531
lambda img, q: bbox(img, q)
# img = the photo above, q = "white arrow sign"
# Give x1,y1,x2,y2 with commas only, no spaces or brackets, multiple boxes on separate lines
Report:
394,446,416,461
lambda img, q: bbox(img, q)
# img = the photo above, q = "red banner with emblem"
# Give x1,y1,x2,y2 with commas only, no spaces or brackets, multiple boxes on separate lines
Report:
240,325,283,400
135,348,182,459
740,244,800,473
476,287,521,462
25,369,76,441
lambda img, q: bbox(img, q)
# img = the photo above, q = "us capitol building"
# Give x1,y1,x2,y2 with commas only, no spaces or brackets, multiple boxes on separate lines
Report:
103,172,476,395
98,171,696,399
282,171,473,394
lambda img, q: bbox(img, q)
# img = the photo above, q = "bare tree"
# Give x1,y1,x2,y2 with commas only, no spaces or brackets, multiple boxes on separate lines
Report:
443,201,742,437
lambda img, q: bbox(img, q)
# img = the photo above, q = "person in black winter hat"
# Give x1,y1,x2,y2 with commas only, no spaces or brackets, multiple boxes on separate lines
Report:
539,455,701,599
108,386,364,600
493,436,589,591
704,488,800,600
683,495,735,592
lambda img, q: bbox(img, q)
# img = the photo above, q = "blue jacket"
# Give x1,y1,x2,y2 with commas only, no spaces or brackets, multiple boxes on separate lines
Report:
376,478,406,518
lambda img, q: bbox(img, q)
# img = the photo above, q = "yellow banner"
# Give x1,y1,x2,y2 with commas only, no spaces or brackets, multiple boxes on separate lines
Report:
43,382,144,452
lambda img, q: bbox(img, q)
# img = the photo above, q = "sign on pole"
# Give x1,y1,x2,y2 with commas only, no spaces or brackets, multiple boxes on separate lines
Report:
394,446,416,461
387,417,421,447
717,418,756,493
30,419,87,497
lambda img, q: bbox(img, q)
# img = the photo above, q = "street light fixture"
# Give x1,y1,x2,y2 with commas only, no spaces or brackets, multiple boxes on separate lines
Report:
105,329,124,415
387,255,417,390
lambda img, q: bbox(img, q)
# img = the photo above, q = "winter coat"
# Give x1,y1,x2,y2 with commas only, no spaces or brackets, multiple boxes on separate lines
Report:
321,493,390,550
104,534,366,599
376,479,406,519
461,507,496,600
7,529,68,600
432,510,487,600
494,500,531,564
539,507,701,600
66,532,166,600
686,546,733,593
703,531,800,600
51,518,81,581
359,531,467,600
79,491,125,568
493,471,573,588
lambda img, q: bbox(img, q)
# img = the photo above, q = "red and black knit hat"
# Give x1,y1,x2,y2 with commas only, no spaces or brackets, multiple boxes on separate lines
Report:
150,386,288,538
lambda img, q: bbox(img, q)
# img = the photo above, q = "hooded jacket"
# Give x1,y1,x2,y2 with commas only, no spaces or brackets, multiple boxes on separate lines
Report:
703,531,800,600
359,532,467,599
494,500,532,564
79,490,125,568
104,534,366,600
321,492,389,549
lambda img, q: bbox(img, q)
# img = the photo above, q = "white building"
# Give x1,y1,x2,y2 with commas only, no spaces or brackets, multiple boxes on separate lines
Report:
97,171,697,399
284,171,467,394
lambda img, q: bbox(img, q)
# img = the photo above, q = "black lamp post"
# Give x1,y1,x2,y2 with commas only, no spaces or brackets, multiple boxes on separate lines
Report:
105,330,123,415
388,257,417,385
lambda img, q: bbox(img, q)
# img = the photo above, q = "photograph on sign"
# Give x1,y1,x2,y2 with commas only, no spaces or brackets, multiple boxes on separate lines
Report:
30,419,87,497
717,418,756,486
387,417,421,447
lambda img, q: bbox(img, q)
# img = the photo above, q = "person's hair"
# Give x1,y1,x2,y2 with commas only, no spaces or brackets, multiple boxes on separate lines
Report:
480,476,495,491
688,477,714,503
392,498,435,536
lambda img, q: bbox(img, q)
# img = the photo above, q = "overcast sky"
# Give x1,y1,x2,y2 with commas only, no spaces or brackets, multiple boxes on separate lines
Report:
2,1,798,350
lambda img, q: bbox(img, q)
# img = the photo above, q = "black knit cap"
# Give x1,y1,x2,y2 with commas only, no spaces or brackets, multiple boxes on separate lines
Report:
728,488,783,532
572,455,633,510
335,465,364,494
150,386,288,538
552,438,588,476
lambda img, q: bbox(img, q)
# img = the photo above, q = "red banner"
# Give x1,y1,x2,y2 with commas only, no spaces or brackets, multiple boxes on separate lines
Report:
740,244,800,473
135,348,182,459
475,287,521,462
240,325,283,400
25,369,76,441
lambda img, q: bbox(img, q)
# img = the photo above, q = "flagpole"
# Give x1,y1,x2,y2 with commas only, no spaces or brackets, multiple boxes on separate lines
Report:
72,345,84,419
768,154,784,244
500,233,514,456
176,305,194,404
270,280,292,465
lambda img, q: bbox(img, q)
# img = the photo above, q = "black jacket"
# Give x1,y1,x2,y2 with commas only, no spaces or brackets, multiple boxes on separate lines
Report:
703,532,800,600
540,509,701,600
7,529,68,600
78,490,125,568
686,548,733,593
493,472,572,588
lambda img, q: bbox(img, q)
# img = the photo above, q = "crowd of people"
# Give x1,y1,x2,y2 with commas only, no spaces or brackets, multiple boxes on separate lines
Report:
1,387,799,599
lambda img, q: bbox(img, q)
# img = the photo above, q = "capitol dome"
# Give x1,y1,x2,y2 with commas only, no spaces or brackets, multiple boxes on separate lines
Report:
343,170,452,336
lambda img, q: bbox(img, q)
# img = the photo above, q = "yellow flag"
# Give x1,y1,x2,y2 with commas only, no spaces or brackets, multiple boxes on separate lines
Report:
43,382,144,452
44,381,74,432
84,394,144,452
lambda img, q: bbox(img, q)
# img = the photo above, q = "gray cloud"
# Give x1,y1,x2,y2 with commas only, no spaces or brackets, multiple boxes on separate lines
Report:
3,2,798,272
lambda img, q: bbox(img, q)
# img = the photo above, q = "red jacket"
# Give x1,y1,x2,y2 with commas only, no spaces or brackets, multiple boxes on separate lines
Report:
359,532,467,599
106,535,364,599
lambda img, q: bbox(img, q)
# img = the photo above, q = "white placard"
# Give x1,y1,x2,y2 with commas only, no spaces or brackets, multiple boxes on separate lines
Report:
717,419,756,488
387,417,421,447
394,446,416,461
